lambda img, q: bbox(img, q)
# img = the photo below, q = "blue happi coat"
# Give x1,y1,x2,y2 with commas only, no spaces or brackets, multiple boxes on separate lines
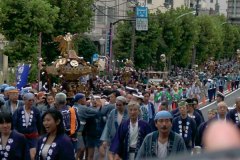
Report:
12,106,41,135
35,133,75,160
172,116,197,150
227,108,240,124
0,130,30,160
100,108,128,143
109,119,151,160
136,131,186,159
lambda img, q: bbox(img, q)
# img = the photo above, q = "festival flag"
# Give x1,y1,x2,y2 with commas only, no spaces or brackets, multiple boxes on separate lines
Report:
16,64,30,90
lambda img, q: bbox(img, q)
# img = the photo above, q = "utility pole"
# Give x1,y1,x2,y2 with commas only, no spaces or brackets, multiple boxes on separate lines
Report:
191,0,199,68
38,32,42,91
130,6,136,62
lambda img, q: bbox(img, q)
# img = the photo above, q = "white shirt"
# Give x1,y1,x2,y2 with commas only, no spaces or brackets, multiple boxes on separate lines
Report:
129,121,138,148
157,141,168,159
117,112,123,126
41,144,51,159
24,106,30,127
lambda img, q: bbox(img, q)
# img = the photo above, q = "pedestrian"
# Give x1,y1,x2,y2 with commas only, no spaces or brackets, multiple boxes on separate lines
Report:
54,93,79,153
216,91,225,103
2,86,24,115
136,110,186,159
0,112,30,160
216,102,228,121
226,97,240,124
195,109,216,147
172,101,197,151
12,93,41,160
99,96,128,160
186,98,204,128
35,109,75,160
110,100,151,160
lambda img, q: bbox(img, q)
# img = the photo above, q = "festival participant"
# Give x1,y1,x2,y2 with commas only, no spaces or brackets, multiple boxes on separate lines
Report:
192,98,204,121
216,91,225,103
205,79,213,103
186,99,204,128
217,77,225,93
172,101,197,150
2,87,24,114
216,102,228,121
227,97,240,124
195,109,217,147
12,93,41,160
140,91,156,131
0,112,30,160
73,93,101,160
99,96,128,160
110,101,151,160
46,94,55,109
54,93,79,151
35,92,48,116
136,111,186,159
35,109,75,160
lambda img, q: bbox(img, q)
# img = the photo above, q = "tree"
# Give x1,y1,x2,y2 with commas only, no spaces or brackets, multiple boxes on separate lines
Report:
113,13,161,69
195,15,223,64
0,0,59,63
75,35,98,63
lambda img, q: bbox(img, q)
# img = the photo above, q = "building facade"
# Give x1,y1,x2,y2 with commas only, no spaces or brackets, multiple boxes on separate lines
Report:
227,0,240,24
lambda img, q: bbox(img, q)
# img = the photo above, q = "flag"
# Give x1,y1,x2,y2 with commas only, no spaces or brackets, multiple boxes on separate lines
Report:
16,64,30,90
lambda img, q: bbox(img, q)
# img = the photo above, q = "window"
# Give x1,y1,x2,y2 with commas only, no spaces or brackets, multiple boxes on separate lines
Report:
107,7,115,24
96,5,106,25
210,0,213,3
147,0,152,4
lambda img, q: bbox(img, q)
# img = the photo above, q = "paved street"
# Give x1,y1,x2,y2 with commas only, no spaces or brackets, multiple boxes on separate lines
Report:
200,88,240,121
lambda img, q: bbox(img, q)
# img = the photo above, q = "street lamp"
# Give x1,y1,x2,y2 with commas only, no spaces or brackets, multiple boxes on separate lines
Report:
99,37,106,56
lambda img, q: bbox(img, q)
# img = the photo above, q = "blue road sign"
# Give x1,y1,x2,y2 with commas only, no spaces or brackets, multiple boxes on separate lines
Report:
92,53,99,62
136,7,148,18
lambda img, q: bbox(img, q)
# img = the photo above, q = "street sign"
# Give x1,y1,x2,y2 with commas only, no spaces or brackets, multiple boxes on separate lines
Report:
92,53,99,62
136,7,148,18
136,18,148,31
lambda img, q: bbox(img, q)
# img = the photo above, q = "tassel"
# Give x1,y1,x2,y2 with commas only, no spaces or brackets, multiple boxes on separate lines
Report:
69,107,76,136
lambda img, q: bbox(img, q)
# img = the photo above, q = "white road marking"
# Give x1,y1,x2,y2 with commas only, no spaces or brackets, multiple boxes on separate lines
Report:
200,88,240,110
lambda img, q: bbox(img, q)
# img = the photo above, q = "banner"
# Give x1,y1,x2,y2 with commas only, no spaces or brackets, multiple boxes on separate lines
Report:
16,64,30,90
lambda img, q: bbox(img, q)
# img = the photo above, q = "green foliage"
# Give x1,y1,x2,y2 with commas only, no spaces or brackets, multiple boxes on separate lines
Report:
75,35,98,63
48,0,94,34
0,0,59,64
114,7,240,69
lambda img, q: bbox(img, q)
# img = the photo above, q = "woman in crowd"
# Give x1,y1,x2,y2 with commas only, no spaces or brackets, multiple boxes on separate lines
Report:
13,93,41,160
0,112,30,159
35,109,75,160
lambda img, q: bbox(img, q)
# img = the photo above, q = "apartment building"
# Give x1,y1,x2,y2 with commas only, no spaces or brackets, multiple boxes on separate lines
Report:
147,0,188,13
227,0,240,24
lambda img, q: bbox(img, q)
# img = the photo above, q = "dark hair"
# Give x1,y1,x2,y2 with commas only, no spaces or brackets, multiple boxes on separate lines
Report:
0,112,12,124
42,109,65,135
111,90,121,97
142,91,150,96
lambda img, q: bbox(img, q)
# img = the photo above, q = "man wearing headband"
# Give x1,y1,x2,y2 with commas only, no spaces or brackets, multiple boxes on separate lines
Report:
12,92,41,160
2,87,24,114
137,111,186,159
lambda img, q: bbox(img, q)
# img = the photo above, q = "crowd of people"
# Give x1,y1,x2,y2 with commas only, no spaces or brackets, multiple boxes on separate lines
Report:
0,59,239,160
0,76,239,160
